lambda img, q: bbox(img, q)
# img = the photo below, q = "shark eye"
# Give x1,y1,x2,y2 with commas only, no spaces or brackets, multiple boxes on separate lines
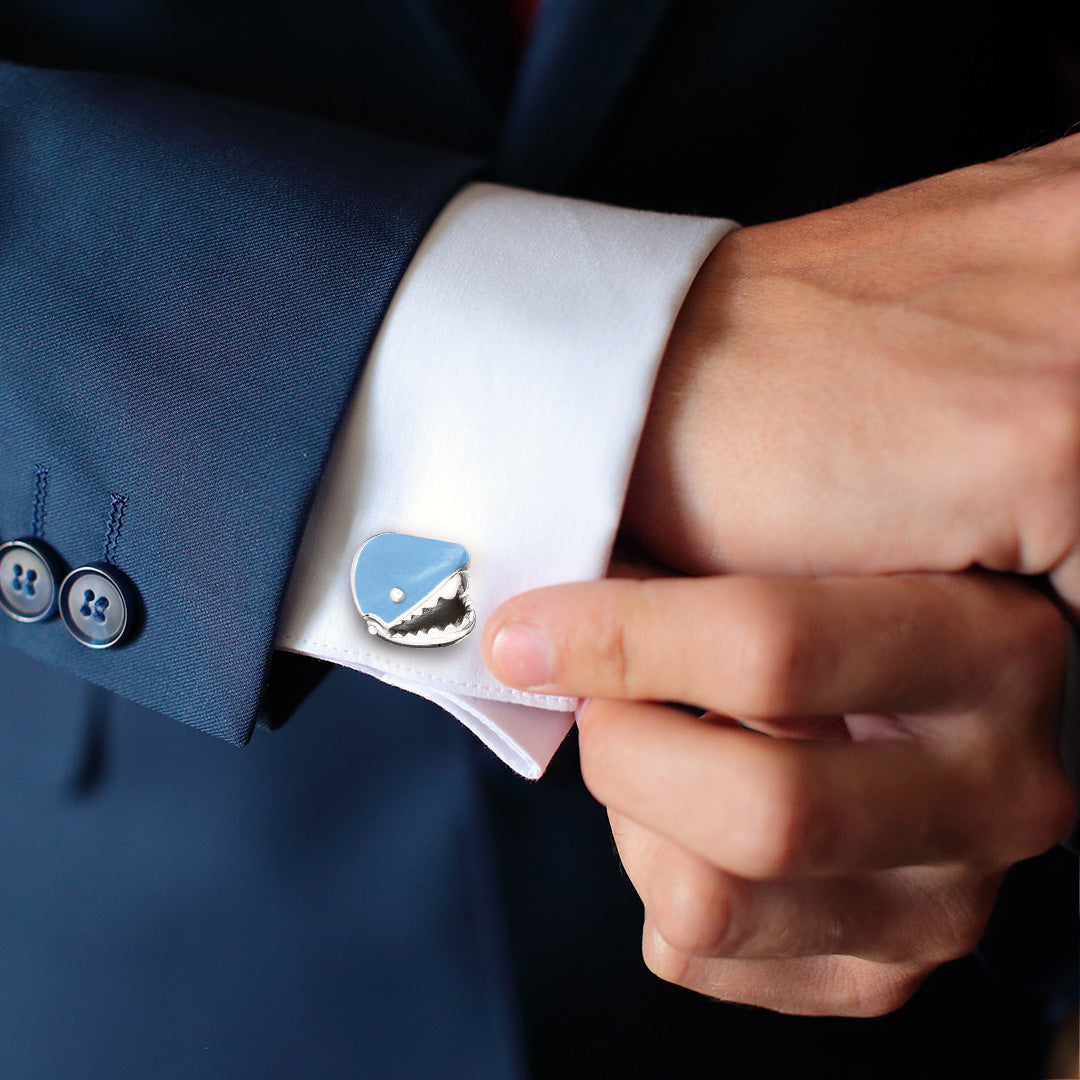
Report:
389,587,405,603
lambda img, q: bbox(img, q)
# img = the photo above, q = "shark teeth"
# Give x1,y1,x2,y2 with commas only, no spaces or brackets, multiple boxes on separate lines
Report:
391,607,476,646
381,573,475,647
397,575,465,624
408,572,463,619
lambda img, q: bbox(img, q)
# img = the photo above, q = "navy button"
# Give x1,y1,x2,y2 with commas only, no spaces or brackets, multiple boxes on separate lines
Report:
59,564,132,649
0,539,63,623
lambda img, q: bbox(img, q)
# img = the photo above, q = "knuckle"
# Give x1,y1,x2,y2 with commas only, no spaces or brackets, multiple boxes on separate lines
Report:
647,867,736,956
988,589,1067,697
641,924,692,988
998,385,1080,489
1033,387,1080,477
588,578,669,701
923,882,997,963
728,584,815,717
587,602,635,699
843,972,922,1018
818,959,924,1018
1020,765,1077,853
734,751,820,878
983,380,1080,566
1023,593,1070,661
976,760,1074,867
990,734,1077,860
943,915,991,963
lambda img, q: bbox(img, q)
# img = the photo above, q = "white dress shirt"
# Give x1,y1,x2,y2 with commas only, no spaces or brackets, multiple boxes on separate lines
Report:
276,182,735,777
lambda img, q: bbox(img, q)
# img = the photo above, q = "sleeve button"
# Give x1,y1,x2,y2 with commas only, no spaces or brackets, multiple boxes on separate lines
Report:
0,539,63,623
59,564,134,649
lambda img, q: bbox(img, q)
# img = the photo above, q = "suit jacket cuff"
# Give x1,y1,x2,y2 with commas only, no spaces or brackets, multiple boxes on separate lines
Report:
0,63,477,745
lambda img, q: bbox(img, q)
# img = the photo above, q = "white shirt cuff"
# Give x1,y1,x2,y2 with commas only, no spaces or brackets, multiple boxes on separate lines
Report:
276,182,735,778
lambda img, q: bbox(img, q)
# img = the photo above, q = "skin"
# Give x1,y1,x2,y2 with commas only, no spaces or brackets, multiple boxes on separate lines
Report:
484,573,1075,1015
625,134,1080,611
483,136,1080,1012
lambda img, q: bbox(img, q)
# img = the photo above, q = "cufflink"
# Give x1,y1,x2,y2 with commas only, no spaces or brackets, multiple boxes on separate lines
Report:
59,563,136,649
0,538,65,623
352,533,475,647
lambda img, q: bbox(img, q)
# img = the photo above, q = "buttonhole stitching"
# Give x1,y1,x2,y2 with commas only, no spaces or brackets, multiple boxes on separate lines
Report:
103,494,127,565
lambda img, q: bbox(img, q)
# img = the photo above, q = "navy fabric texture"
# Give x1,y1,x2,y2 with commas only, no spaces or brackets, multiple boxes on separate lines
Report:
0,2,1076,1077
0,650,523,1079
0,64,475,744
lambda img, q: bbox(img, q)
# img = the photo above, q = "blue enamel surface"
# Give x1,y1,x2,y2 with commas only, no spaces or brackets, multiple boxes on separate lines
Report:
353,534,469,625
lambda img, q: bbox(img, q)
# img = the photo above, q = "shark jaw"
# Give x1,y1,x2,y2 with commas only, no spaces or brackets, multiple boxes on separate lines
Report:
365,570,476,647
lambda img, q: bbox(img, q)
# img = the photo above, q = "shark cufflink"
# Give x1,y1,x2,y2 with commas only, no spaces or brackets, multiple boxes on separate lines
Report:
351,533,476,647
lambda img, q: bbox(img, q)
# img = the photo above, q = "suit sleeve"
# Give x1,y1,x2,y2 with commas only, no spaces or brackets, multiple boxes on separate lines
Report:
0,61,477,745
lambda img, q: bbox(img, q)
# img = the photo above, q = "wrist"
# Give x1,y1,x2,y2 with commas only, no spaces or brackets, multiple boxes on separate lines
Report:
624,229,740,574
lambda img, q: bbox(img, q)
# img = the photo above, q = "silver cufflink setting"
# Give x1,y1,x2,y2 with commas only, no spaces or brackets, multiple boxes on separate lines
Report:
351,533,475,647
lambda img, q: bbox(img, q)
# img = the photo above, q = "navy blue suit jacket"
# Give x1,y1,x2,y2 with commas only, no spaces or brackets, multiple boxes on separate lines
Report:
0,2,1075,1077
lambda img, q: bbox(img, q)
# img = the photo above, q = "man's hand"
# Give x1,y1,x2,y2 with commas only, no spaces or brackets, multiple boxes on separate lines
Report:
626,134,1080,611
484,574,1075,1015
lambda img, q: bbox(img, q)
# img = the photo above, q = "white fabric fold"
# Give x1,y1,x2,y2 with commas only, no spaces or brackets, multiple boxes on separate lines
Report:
277,182,735,778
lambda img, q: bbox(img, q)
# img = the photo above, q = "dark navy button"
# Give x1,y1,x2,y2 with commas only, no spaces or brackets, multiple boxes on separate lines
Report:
59,564,132,649
0,539,63,623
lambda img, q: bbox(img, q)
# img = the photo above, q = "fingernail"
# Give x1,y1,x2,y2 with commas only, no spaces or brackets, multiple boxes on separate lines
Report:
490,623,555,689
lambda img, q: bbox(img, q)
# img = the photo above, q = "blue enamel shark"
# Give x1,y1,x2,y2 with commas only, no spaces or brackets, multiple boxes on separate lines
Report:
351,533,475,647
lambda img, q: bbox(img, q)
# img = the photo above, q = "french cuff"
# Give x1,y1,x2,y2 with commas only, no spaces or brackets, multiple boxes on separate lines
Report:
276,182,736,778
